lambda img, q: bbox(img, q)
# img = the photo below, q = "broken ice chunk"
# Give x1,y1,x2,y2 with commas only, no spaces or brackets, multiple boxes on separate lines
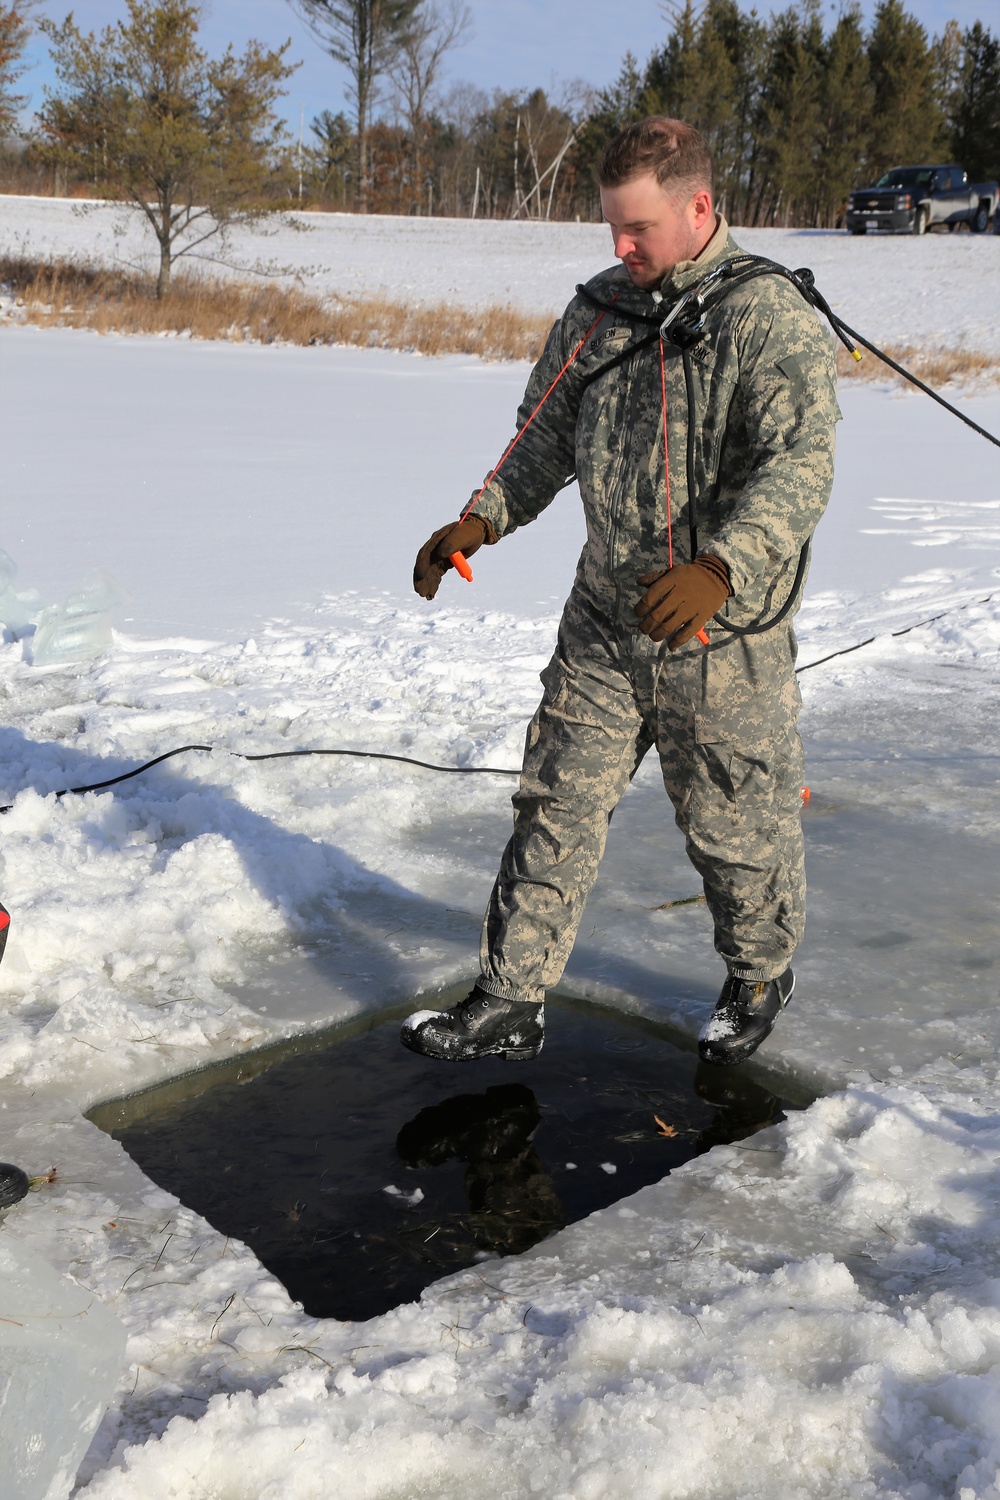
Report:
0,1238,126,1500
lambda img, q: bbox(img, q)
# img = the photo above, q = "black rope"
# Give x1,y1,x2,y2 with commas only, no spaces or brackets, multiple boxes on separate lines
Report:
679,341,810,640
827,315,1000,449
579,260,1000,449
694,256,1000,448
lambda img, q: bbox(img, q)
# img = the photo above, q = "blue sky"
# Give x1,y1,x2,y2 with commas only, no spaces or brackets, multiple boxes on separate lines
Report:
19,0,993,136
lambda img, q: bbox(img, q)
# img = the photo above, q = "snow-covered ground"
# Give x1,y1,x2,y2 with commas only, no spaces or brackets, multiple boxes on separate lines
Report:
2,193,999,357
1,208,1000,1499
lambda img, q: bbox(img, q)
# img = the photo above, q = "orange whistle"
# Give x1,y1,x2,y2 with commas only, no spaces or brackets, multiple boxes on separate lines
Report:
449,551,474,582
696,628,710,645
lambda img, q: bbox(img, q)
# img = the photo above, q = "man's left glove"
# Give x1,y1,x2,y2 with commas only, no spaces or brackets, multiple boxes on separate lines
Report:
413,516,493,600
634,554,732,649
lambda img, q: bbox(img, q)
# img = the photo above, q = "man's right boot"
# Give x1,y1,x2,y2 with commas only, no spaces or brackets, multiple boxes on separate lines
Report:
400,988,544,1062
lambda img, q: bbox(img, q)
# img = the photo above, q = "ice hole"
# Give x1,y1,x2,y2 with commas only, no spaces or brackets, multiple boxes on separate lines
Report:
87,997,810,1322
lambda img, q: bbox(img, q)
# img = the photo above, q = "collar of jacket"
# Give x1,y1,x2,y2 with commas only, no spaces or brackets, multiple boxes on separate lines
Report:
658,214,739,299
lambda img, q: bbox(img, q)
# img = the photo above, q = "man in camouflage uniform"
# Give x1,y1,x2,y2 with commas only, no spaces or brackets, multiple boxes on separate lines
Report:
402,118,840,1068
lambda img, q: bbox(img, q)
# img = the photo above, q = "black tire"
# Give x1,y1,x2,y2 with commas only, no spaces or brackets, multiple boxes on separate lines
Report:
914,207,929,235
947,221,957,232
850,223,866,235
971,204,990,234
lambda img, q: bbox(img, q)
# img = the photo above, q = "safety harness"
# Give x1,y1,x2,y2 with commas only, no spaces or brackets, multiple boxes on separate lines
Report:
464,251,999,646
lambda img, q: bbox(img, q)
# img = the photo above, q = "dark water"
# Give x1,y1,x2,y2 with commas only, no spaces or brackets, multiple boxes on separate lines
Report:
89,999,803,1322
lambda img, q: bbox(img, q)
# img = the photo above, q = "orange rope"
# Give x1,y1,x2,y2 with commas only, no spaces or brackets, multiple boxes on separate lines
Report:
459,299,620,524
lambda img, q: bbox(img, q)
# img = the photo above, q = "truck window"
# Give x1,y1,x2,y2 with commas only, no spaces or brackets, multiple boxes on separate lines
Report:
874,168,933,190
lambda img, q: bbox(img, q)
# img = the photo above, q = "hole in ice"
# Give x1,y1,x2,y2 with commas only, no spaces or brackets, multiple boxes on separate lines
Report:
87,997,807,1323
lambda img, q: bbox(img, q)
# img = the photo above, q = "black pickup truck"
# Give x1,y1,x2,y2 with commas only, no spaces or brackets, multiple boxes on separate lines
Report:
845,165,998,235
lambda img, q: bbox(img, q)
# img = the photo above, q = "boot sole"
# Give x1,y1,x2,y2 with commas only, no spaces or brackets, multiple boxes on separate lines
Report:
698,1018,776,1067
400,1031,543,1063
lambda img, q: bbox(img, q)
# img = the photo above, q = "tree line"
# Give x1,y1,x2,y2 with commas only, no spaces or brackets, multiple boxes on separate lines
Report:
1,0,998,244
291,0,1000,225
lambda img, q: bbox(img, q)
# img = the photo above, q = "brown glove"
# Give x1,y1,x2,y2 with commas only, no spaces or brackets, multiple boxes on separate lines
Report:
413,516,492,600
634,554,731,649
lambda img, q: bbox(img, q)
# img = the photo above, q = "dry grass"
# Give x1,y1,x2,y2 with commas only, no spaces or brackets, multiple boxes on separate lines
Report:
835,339,998,387
0,255,553,363
2,254,996,387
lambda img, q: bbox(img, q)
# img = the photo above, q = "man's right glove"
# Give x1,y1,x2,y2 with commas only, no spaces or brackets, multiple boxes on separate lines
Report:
413,515,493,600
634,553,732,649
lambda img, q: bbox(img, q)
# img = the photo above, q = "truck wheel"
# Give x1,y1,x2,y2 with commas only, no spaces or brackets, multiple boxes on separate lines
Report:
850,224,866,235
947,221,957,232
971,204,989,233
914,208,929,235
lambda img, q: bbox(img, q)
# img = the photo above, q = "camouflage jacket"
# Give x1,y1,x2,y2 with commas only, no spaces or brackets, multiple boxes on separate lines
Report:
469,217,841,632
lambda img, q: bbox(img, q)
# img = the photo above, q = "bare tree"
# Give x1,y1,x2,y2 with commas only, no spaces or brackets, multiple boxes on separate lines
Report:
511,81,594,220
387,0,471,211
291,0,420,211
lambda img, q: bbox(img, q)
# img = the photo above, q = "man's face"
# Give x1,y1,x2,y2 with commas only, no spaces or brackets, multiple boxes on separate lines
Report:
600,173,715,290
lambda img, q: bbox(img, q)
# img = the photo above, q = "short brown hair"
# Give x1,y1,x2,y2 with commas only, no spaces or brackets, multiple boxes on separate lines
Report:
598,117,714,197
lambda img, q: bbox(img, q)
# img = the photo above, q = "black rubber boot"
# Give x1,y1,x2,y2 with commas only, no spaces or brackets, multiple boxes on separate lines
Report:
697,969,794,1067
400,988,544,1062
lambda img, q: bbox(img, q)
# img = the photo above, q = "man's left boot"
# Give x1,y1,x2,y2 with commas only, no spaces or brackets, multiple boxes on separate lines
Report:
400,987,544,1062
697,969,794,1067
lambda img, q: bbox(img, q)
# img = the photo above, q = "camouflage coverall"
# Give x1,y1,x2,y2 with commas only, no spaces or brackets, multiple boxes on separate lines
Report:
468,217,841,1000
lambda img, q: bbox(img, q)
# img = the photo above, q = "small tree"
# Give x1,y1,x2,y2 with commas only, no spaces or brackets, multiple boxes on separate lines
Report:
37,0,297,298
0,0,36,136
291,0,420,211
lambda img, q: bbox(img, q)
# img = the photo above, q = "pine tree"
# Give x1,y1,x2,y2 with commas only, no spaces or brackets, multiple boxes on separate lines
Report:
696,0,767,224
867,0,944,176
754,3,824,226
951,23,1000,182
813,5,872,224
0,1,35,136
644,1,704,123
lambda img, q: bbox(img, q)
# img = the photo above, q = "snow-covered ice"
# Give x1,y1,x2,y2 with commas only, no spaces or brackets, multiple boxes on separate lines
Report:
0,209,999,1498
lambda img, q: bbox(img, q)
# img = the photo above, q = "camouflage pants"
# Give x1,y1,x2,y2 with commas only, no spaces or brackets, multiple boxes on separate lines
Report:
478,587,805,1003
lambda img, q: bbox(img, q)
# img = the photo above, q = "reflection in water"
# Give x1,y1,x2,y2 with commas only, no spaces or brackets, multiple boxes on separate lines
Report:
693,1062,786,1150
397,1083,565,1257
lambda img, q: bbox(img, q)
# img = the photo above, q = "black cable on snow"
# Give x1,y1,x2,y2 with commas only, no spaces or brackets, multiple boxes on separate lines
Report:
1,589,992,812
794,591,995,674
0,745,521,813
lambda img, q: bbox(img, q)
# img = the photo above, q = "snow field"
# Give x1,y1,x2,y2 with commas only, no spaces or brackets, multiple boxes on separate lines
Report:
0,214,999,1496
2,193,999,358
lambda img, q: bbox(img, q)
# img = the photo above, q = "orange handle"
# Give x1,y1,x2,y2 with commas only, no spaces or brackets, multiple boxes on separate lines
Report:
449,550,474,582
696,628,710,645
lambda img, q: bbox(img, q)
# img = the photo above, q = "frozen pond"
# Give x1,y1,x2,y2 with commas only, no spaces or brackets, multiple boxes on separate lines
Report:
0,315,998,1497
